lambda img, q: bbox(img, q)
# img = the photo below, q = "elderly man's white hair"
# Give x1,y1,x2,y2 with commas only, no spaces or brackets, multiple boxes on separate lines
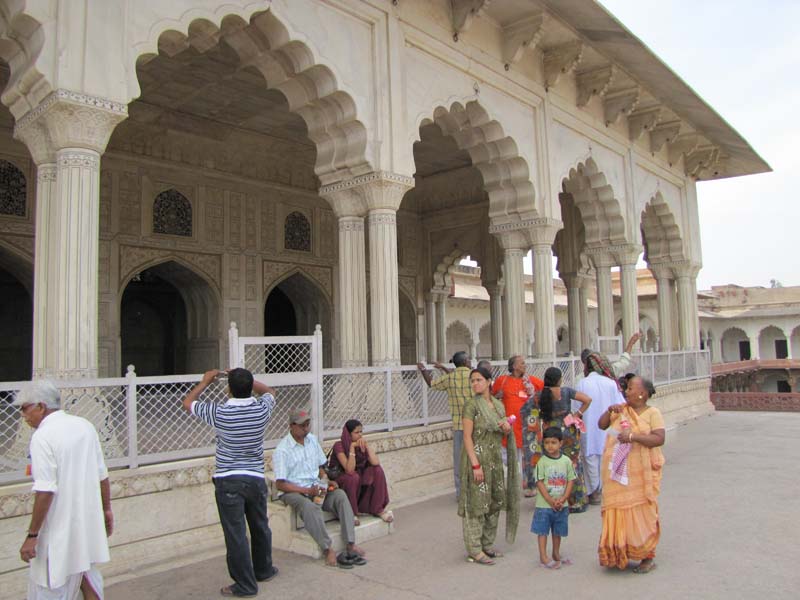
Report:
12,380,61,409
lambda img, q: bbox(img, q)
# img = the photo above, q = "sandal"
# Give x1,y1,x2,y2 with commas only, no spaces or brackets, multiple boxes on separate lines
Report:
538,560,561,570
483,548,504,558
378,510,394,523
467,553,495,565
633,560,657,574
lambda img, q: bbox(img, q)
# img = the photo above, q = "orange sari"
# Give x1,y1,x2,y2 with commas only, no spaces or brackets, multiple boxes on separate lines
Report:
598,405,665,569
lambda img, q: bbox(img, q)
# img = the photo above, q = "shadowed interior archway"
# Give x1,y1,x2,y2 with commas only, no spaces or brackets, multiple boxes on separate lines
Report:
0,244,32,380
120,260,220,375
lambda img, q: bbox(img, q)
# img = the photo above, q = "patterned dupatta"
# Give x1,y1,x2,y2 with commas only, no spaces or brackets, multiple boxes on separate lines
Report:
474,394,520,544
608,405,665,504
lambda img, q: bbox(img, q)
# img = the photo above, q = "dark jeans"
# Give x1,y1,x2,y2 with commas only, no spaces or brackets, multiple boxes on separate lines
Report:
214,475,273,596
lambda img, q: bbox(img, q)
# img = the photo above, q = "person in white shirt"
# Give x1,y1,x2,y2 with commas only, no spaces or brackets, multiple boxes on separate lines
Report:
575,353,625,505
15,380,112,600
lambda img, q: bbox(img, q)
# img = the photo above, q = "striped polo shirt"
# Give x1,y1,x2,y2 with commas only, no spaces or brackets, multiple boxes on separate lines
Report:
191,394,275,478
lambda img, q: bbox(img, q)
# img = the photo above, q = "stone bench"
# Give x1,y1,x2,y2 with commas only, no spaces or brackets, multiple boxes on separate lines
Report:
264,472,393,558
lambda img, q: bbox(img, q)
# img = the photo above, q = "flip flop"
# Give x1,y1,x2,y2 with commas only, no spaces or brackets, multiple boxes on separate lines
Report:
467,554,495,565
378,510,394,523
556,557,573,566
483,548,504,558
539,560,561,570
220,586,256,597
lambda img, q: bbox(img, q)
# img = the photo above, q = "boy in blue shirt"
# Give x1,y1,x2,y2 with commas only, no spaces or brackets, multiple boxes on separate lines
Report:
531,427,576,569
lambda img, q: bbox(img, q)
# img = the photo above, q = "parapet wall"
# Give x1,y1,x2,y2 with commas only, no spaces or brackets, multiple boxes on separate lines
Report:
0,379,713,594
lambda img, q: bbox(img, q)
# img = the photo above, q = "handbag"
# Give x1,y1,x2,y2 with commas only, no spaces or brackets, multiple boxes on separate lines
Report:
323,446,343,480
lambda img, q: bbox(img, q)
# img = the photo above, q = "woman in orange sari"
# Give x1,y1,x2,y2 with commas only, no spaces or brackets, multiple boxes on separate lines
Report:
597,376,665,574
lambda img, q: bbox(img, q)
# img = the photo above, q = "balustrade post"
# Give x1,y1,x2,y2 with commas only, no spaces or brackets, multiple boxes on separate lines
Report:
421,375,429,426
384,369,393,431
125,365,138,469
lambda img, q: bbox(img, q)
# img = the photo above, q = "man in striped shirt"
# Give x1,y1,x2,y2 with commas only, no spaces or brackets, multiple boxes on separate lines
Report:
182,368,277,598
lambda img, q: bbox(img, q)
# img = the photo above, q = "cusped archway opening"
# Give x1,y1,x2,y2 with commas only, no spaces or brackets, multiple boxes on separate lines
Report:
265,272,331,368
758,325,788,360
121,261,220,375
721,327,749,363
0,245,32,380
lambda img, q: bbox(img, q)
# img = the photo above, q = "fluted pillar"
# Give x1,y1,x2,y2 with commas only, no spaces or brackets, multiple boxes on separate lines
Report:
319,184,370,367
590,254,615,338
619,258,640,353
532,243,556,357
675,264,700,350
578,278,591,348
367,209,401,366
425,293,437,363
15,90,127,378
651,265,674,352
486,283,504,360
434,291,448,362
563,274,582,355
499,242,527,357
336,216,368,366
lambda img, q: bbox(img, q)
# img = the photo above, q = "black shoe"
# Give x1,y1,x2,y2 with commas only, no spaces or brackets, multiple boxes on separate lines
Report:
345,552,367,566
335,553,355,569
256,566,279,582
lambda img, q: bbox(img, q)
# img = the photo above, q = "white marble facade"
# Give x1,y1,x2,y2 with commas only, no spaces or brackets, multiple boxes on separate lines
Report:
0,0,768,379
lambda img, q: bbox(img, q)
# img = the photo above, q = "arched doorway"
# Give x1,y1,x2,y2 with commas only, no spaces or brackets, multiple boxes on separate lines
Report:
120,261,220,375
399,292,417,366
0,263,32,380
265,272,332,367
721,327,749,362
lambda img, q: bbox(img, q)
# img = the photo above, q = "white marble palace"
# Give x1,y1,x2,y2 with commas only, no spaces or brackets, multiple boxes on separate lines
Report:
0,0,769,381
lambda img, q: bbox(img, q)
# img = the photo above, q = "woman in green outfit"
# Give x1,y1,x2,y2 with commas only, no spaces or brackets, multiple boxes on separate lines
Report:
458,365,520,565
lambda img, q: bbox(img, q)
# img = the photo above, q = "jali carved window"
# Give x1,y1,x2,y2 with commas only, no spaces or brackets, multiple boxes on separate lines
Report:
153,188,192,237
284,211,311,252
0,160,26,217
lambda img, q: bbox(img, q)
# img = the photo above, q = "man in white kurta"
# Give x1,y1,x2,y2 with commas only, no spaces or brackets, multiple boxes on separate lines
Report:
15,381,112,600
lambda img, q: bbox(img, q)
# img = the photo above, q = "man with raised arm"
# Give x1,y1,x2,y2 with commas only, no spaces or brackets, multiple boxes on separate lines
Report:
182,368,278,598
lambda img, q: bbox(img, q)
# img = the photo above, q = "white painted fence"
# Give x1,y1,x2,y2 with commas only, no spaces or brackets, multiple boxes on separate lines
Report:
0,322,709,484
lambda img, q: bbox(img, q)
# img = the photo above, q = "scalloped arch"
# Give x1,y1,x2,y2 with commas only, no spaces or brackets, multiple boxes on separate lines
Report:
0,2,51,119
446,320,473,344
561,157,626,248
131,7,370,183
640,192,686,264
119,256,223,306
432,247,469,290
416,100,537,223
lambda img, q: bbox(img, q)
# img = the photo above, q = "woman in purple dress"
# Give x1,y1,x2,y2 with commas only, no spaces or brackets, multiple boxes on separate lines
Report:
331,420,393,524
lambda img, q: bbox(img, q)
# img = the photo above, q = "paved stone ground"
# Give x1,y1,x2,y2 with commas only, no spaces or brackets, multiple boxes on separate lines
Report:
108,412,800,599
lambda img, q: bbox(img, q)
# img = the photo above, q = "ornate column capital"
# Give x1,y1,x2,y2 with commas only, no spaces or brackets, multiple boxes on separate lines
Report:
489,216,562,249
14,89,127,160
585,250,616,269
649,262,675,281
320,171,414,213
484,281,505,297
670,261,701,279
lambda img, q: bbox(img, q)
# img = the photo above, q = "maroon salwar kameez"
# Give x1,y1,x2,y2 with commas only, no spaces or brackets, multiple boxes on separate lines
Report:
331,425,390,515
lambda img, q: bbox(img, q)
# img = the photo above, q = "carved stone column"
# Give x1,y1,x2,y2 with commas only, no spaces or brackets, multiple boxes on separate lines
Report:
674,263,701,350
486,283,504,360
424,293,437,363
532,237,557,357
15,91,127,378
495,233,528,357
618,248,641,353
319,185,369,367
589,253,616,338
651,264,674,352
434,290,448,363
563,274,583,355
363,172,413,366
711,334,722,364
578,276,591,348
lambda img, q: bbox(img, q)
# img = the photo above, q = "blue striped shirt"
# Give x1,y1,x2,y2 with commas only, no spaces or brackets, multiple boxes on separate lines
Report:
191,394,275,478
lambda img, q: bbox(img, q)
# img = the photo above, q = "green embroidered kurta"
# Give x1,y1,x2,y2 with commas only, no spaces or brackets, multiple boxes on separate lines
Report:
457,394,519,544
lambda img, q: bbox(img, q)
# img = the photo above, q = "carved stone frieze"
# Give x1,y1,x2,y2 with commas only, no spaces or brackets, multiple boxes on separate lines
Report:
119,245,221,291
502,12,545,67
650,121,682,153
668,133,700,166
576,65,616,107
628,107,662,141
245,196,258,251
603,87,640,126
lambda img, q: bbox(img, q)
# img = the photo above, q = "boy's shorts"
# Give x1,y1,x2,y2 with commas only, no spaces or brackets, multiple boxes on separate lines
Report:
531,507,569,537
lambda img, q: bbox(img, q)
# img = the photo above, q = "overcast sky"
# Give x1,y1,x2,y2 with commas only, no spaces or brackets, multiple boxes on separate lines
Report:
598,0,799,290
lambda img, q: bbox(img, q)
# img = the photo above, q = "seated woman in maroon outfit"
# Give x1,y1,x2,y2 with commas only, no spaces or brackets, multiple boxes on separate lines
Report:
331,420,393,525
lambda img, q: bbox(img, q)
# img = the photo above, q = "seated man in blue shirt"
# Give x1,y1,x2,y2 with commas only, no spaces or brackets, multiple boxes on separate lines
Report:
273,409,366,568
